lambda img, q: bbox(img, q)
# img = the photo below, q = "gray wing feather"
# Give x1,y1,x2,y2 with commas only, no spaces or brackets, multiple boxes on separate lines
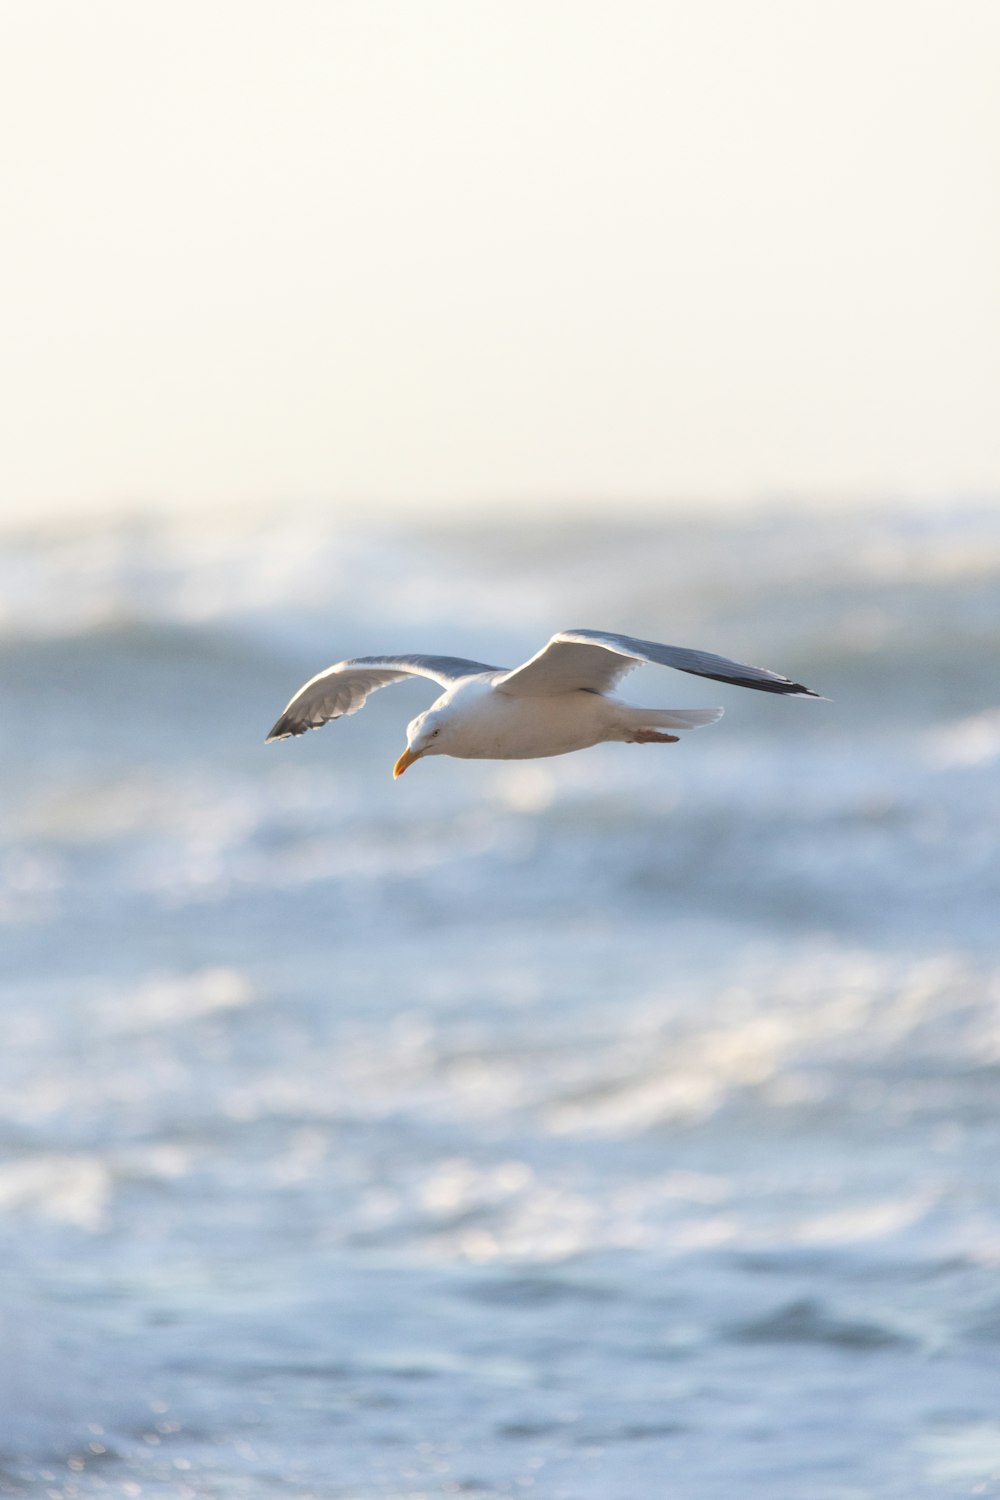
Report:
494,629,820,698
266,654,497,742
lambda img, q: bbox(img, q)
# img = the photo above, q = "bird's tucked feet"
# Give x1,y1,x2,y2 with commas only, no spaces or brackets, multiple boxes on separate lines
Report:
627,729,680,744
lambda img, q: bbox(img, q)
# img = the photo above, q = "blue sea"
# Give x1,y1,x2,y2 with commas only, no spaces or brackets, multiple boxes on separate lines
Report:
2,502,1000,1498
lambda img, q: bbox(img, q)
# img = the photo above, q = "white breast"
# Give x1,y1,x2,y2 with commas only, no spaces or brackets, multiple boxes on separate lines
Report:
446,681,612,760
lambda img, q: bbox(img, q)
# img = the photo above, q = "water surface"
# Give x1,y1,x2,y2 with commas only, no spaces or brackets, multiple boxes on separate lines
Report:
2,504,999,1497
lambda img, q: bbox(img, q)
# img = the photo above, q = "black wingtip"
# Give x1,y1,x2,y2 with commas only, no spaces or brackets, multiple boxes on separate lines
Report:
694,672,822,697
265,716,298,743
265,712,340,742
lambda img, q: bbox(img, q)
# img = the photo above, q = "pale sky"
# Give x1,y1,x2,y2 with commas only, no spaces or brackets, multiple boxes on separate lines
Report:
2,0,998,524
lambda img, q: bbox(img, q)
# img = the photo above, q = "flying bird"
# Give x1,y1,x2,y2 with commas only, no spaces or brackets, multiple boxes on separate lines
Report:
266,628,820,777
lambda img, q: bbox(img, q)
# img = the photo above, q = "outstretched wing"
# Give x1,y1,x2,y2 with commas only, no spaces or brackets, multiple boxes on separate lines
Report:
493,629,820,698
266,654,497,742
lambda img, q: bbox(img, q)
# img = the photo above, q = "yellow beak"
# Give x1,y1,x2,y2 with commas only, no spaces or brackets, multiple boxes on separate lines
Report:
393,746,423,779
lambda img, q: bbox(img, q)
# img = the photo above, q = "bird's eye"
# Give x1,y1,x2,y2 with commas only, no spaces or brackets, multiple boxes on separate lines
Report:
431,728,440,738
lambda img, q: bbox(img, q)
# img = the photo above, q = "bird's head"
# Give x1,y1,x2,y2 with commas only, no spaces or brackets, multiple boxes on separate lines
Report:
393,706,452,778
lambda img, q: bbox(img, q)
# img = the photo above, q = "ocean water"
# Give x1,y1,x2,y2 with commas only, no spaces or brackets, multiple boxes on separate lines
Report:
1,502,999,1499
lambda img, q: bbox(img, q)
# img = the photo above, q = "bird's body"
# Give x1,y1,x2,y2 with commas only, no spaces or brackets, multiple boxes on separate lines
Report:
422,674,595,760
266,628,821,776
408,677,646,760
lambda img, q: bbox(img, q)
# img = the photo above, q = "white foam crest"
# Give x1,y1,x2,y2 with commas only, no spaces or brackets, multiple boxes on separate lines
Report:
3,500,998,650
925,707,1000,768
544,949,995,1138
788,1194,935,1247
0,507,552,643
94,966,253,1034
0,513,393,639
0,848,62,923
414,1166,938,1265
0,1154,112,1231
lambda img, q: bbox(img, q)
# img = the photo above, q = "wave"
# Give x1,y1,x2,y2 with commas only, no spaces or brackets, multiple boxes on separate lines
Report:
3,501,999,652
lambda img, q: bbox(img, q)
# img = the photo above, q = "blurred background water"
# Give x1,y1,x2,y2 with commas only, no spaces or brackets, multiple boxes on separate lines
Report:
2,500,1000,1498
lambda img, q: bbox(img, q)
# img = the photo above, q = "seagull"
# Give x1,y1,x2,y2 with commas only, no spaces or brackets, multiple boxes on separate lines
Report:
266,628,820,777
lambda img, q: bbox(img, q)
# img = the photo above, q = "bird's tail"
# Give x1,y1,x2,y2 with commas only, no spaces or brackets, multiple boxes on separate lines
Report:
621,706,724,733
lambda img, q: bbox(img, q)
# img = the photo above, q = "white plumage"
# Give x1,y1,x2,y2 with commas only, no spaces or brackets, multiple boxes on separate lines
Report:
266,628,820,777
